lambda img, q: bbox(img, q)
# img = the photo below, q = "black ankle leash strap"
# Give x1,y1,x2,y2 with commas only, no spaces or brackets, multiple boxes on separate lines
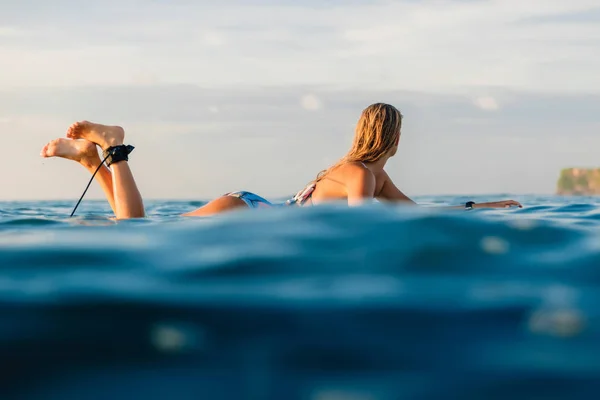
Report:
70,145,135,217
103,145,135,167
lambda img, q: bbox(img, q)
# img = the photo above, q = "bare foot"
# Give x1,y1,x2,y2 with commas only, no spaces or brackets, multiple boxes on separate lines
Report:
66,121,125,151
40,138,101,168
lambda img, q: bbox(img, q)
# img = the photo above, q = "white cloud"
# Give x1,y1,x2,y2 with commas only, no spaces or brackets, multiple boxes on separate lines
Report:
202,31,226,47
473,96,500,111
300,94,322,111
208,106,220,113
131,72,161,85
0,45,142,87
0,0,598,94
0,27,25,37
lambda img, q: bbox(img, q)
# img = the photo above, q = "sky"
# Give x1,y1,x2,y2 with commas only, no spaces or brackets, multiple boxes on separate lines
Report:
1,0,599,200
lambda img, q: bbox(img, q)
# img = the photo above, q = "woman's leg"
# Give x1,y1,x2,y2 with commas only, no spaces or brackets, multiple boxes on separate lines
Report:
66,121,145,219
41,138,117,214
182,196,248,217
42,122,258,219
183,191,275,217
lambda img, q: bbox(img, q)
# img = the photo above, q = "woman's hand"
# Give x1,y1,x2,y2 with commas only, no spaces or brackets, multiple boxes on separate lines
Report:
474,200,523,209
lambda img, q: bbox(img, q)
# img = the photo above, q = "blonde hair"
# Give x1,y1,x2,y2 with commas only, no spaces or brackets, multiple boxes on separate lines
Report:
315,103,403,182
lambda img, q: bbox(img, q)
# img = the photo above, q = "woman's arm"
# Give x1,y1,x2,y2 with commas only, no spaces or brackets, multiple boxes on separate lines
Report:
376,172,522,209
376,171,417,204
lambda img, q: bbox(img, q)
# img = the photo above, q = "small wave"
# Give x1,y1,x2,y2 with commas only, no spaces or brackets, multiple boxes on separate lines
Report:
0,217,65,227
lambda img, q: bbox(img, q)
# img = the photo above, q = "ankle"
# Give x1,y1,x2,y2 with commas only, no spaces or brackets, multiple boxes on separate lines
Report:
81,159,101,170
102,138,124,151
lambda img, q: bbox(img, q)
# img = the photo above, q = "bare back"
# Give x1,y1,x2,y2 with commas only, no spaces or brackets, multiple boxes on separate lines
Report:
309,162,387,206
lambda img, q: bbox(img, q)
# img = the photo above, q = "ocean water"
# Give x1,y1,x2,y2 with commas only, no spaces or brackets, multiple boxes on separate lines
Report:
1,195,600,400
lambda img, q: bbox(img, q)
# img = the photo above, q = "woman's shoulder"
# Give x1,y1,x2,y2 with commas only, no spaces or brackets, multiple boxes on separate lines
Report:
340,162,376,183
337,161,371,174
319,161,376,187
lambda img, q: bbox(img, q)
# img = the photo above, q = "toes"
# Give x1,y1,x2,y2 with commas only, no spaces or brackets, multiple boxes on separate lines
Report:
42,140,57,157
73,122,83,134
66,123,77,138
67,121,86,138
47,140,59,156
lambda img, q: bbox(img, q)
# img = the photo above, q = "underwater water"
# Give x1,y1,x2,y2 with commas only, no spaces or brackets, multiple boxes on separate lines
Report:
1,195,600,400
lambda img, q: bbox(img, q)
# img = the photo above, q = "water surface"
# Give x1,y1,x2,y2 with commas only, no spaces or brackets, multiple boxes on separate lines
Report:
1,195,599,400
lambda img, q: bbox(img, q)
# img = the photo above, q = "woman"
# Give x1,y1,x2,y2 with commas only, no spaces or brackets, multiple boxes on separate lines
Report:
40,103,521,219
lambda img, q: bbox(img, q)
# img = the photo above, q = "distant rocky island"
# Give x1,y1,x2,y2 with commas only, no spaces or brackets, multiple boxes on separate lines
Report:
557,168,600,195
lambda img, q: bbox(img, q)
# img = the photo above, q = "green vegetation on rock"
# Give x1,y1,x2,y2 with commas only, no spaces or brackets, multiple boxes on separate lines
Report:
557,168,600,195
